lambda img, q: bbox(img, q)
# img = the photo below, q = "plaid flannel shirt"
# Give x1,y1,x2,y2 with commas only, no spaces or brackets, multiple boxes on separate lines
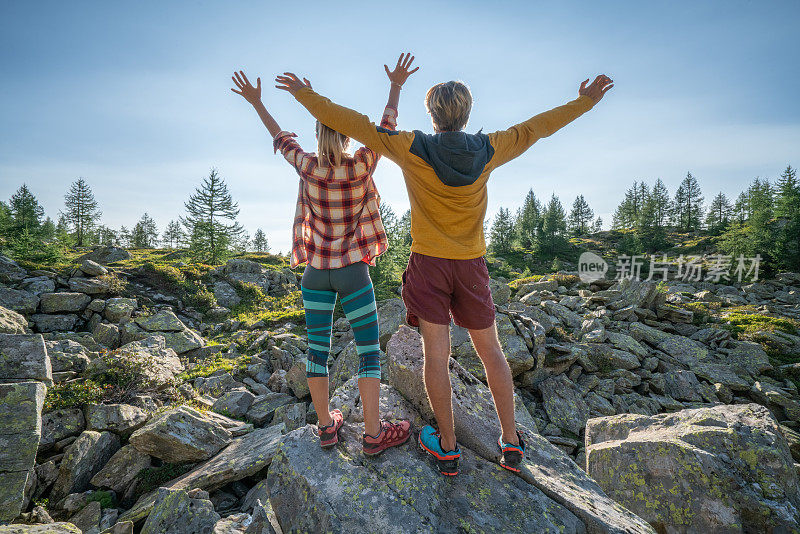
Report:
274,106,397,269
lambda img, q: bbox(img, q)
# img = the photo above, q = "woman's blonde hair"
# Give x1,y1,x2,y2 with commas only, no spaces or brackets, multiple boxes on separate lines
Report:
425,81,473,132
316,121,350,166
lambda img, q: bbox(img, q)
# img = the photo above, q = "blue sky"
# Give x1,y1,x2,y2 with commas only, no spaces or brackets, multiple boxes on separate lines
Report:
1,0,798,253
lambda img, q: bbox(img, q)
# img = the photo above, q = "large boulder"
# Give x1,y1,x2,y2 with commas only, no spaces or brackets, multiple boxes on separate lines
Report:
79,259,108,276
78,246,131,265
537,374,590,435
0,254,27,283
103,336,184,390
141,487,220,534
50,430,121,502
104,297,137,323
0,334,51,383
120,424,285,524
45,339,95,374
0,524,82,533
0,288,39,315
90,444,152,493
129,406,232,463
39,292,91,314
120,320,204,355
31,313,78,333
726,340,773,377
377,298,406,350
40,409,85,451
68,276,111,295
135,309,187,332
85,403,149,435
268,425,584,534
213,281,241,309
384,327,653,533
0,305,28,334
586,404,800,533
628,322,708,366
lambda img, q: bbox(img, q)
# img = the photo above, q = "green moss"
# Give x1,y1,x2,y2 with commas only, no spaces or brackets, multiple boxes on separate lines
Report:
722,311,799,337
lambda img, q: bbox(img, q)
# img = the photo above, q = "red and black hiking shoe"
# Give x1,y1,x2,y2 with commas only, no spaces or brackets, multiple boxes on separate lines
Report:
498,430,526,472
318,409,344,448
363,419,412,456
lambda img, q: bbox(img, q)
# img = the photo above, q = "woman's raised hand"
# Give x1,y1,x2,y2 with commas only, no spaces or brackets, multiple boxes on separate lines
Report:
231,70,262,105
384,52,419,87
275,73,312,96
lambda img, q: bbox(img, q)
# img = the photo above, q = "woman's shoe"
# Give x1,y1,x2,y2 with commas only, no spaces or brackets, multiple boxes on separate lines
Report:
318,409,344,448
418,425,461,476
362,420,411,456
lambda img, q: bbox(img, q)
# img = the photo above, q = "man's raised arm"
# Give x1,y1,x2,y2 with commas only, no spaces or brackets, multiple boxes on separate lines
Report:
487,74,613,169
275,73,414,164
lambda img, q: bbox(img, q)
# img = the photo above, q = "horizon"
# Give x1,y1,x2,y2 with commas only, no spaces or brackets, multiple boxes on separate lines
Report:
1,1,799,253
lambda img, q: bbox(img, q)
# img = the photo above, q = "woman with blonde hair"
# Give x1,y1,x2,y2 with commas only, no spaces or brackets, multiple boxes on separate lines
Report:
231,53,418,455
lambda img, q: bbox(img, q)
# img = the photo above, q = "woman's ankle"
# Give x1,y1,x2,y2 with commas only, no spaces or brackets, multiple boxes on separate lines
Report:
364,420,381,437
318,412,334,428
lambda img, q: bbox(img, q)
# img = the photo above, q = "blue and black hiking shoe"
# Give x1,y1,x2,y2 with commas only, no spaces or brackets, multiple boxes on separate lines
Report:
418,425,461,476
498,430,526,472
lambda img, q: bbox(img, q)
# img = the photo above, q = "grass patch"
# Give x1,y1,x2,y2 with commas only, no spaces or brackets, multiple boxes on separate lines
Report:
230,290,304,327
721,311,799,337
509,275,545,290
178,354,251,381
140,261,218,313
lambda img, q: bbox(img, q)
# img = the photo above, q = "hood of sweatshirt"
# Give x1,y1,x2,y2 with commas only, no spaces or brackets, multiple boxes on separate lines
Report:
409,130,495,187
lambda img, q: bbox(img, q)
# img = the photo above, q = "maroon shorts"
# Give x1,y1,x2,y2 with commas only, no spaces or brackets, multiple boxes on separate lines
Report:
401,252,495,331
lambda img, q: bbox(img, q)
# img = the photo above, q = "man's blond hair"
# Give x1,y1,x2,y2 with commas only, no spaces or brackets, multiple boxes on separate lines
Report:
425,81,473,132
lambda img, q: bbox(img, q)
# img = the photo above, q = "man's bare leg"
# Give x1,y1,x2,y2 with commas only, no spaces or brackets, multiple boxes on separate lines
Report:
469,324,520,445
418,318,458,451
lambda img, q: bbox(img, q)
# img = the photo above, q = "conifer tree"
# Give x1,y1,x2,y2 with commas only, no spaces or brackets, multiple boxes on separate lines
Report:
490,207,515,254
568,195,594,236
180,168,243,264
162,220,185,249
252,228,269,252
10,184,44,234
705,192,733,232
132,213,159,248
63,178,102,246
515,189,542,248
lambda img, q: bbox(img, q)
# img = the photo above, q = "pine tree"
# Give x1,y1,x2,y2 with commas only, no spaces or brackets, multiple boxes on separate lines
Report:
636,190,667,252
96,225,117,246
118,226,132,247
705,192,733,232
399,210,412,246
539,194,569,259
252,229,269,253
40,217,56,241
672,172,704,231
489,208,515,254
568,195,594,236
9,184,44,234
181,169,244,264
515,189,542,248
720,177,775,270
649,179,672,227
733,191,749,224
612,181,648,229
63,178,102,247
773,166,800,270
132,213,159,248
592,217,603,233
162,220,185,249
55,214,72,245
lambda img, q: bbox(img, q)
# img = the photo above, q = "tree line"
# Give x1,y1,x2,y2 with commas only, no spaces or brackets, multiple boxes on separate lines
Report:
487,166,799,271
0,169,271,265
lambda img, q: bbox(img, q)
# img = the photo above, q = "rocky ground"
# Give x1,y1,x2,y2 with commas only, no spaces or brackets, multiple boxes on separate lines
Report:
1,246,799,533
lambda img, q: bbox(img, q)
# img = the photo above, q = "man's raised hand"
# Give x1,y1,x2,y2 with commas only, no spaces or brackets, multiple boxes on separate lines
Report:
275,73,312,96
231,71,262,105
579,75,614,104
385,52,419,87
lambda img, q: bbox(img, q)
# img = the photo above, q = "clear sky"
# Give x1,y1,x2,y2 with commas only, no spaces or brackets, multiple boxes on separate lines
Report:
1,0,798,253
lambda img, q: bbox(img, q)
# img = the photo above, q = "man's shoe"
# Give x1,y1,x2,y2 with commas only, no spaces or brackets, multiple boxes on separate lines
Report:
498,430,526,472
318,409,344,448
418,425,461,476
363,420,412,456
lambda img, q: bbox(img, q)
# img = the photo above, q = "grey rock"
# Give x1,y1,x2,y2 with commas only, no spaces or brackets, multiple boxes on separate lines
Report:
272,402,307,432
103,298,137,323
129,406,231,463
538,374,590,435
31,313,79,333
0,305,29,334
586,404,800,533
39,292,92,314
70,499,102,533
135,310,186,332
68,276,111,295
0,524,82,533
78,246,131,265
40,409,85,451
727,340,773,376
662,370,703,402
80,259,108,276
90,444,152,493
0,287,39,315
245,392,294,426
50,430,121,502
93,322,120,349
86,403,149,435
213,281,241,309
46,339,94,374
212,389,256,419
0,334,51,382
377,298,405,350
141,487,220,534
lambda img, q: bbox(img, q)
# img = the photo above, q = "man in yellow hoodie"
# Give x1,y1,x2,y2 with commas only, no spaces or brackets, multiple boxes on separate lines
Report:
277,70,613,476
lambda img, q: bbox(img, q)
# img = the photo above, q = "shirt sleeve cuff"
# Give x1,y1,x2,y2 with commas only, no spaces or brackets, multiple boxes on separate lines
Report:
273,131,297,153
